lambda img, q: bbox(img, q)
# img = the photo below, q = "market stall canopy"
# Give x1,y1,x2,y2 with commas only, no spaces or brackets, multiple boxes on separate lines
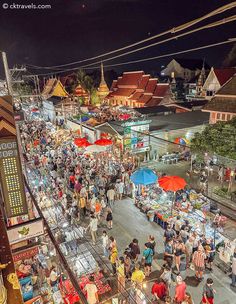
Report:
85,144,107,153
74,138,91,148
94,138,113,146
174,137,189,145
158,175,187,192
130,168,158,185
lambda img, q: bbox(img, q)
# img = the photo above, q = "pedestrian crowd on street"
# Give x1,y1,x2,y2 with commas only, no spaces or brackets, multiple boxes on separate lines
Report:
19,120,224,304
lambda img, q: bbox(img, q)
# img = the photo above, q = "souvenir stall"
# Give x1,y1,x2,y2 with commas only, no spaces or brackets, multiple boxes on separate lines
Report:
59,271,112,304
132,173,223,245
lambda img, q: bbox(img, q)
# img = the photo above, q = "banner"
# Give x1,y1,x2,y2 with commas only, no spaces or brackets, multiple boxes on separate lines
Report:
13,246,39,262
7,219,44,245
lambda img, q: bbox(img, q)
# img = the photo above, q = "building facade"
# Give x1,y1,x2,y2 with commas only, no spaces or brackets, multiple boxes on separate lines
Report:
201,67,236,100
105,71,175,108
202,75,236,123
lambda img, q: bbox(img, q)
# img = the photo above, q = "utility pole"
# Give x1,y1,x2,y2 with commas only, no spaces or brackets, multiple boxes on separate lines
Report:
1,51,25,304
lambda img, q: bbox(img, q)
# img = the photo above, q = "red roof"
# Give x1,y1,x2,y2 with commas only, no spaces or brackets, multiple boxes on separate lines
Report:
153,84,169,97
145,97,162,107
145,79,158,93
117,71,144,87
214,68,236,86
137,75,150,90
137,94,152,104
111,88,135,96
129,91,143,100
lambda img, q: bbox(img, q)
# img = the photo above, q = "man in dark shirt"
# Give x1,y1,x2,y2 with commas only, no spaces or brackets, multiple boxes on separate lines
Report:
129,239,140,261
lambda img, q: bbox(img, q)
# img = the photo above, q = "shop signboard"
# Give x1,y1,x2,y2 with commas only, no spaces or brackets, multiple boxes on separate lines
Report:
122,120,151,153
0,137,28,217
7,219,44,245
13,246,39,262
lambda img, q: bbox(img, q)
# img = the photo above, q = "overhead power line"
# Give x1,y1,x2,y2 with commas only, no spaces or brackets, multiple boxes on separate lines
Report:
83,38,236,69
33,34,236,77
27,1,236,69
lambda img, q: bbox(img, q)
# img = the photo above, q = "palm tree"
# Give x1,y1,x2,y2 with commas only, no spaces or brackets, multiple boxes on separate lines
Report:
76,69,95,103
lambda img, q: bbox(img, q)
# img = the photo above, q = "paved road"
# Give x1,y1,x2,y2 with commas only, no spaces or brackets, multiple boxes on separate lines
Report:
111,198,236,304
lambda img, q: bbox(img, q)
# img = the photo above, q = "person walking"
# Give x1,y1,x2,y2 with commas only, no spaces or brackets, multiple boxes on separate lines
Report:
84,275,99,304
192,245,206,281
151,278,167,302
164,239,174,268
142,243,153,277
106,207,113,229
131,263,145,288
79,196,87,217
202,278,216,304
107,187,116,208
101,230,109,258
124,251,132,280
87,215,98,245
110,246,118,275
129,239,141,262
117,257,126,293
174,275,186,304
160,266,172,295
174,240,185,273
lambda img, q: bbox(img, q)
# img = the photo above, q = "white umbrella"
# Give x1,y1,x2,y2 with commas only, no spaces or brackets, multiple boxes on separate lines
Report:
85,144,107,153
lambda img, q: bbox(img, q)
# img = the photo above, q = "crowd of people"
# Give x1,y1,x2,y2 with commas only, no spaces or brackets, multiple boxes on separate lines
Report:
19,120,222,304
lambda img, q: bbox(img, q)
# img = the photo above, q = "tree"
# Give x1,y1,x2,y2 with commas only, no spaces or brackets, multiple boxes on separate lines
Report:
191,118,236,160
77,69,94,93
90,89,100,105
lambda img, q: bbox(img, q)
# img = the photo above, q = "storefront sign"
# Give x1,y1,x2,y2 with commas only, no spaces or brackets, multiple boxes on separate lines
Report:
123,120,150,153
13,246,39,262
0,137,28,217
7,219,44,245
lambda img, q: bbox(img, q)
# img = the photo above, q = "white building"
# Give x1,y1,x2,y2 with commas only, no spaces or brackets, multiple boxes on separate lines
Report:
161,58,208,82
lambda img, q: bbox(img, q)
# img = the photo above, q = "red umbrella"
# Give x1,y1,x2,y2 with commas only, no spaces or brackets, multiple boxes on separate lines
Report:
158,176,187,215
74,137,87,145
94,138,113,146
158,175,187,192
74,138,91,147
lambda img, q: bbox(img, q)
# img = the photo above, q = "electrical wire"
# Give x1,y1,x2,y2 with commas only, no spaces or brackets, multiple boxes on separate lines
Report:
87,39,236,69
26,1,236,69
30,15,236,76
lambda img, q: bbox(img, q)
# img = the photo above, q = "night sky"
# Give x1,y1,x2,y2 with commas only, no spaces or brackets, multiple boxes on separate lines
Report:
0,0,236,77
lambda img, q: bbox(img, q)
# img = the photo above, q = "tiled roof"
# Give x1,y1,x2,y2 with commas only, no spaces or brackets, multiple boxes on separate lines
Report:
137,75,150,90
153,83,169,97
216,75,236,96
203,97,236,113
117,71,144,87
145,96,162,107
137,94,152,104
214,68,236,86
111,88,135,96
145,79,158,93
129,91,143,100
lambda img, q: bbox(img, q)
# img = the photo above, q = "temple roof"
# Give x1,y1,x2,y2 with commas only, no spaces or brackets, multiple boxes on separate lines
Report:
214,68,236,86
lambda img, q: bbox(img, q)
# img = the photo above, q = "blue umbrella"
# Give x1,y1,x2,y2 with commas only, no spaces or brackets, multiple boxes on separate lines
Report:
130,168,158,185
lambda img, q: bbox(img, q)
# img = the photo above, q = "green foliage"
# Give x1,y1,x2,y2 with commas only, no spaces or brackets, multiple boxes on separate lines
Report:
77,69,94,93
90,89,100,105
213,187,231,198
190,118,236,160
